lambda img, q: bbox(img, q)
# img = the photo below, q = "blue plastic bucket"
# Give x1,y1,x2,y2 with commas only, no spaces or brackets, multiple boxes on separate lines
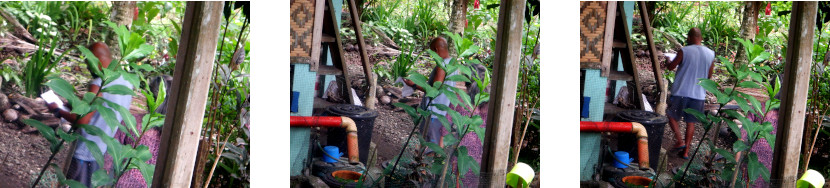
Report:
613,151,633,168
323,146,343,163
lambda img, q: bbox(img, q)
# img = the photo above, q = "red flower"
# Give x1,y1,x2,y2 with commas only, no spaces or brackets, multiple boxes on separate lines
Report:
134,7,139,21
474,0,480,9
765,2,771,16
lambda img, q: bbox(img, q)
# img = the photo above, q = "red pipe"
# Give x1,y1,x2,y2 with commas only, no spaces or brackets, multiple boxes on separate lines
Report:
291,116,360,164
580,121,650,170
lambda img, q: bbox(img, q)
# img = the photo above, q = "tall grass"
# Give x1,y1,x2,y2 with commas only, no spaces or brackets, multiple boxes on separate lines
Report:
23,36,69,97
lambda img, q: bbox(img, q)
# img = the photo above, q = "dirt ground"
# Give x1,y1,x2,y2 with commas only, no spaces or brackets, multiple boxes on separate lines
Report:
0,123,71,188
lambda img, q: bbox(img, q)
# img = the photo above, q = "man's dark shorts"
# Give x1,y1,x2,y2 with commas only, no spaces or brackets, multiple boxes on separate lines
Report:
67,157,100,187
667,95,705,123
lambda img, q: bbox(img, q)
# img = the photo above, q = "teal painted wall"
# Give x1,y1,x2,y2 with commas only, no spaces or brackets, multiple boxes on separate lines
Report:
290,63,315,176
290,0,344,176
580,1,634,181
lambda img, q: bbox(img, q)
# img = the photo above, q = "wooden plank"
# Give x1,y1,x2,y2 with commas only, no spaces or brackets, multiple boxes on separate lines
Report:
321,33,335,43
316,65,343,75
638,1,667,115
638,1,665,95
480,0,526,187
770,2,816,187
608,71,633,81
151,2,223,187
612,41,626,48
346,0,376,109
617,3,645,110
600,1,617,77
324,0,354,104
309,0,325,71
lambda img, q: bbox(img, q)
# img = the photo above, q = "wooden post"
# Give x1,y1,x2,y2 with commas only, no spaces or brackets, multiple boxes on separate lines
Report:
770,2,816,187
637,1,667,115
151,2,223,187
346,0,377,109
480,0,525,187
599,1,617,77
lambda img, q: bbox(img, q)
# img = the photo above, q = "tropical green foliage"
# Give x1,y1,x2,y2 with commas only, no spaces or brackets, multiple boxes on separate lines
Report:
22,35,70,98
28,23,164,187
671,40,778,187
375,32,489,187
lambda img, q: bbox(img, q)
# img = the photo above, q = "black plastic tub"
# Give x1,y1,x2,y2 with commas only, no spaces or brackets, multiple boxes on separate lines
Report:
615,110,668,170
324,104,378,164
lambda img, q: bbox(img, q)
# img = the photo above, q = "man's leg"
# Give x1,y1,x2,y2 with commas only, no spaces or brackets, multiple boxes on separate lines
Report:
667,96,685,148
668,117,685,148
683,122,695,158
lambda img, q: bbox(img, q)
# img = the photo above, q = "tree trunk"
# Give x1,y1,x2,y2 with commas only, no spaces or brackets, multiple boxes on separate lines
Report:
107,1,137,60
645,2,656,25
448,0,467,56
736,1,761,66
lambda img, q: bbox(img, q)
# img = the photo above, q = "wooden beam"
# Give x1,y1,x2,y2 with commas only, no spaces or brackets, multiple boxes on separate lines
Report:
346,0,377,109
151,2,223,187
600,1,617,77
323,0,355,105
480,0,525,187
638,1,667,115
770,2,816,187
617,3,646,110
309,0,325,71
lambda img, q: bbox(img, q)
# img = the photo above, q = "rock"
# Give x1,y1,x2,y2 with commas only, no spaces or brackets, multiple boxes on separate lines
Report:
34,97,46,106
60,123,71,132
376,86,385,98
0,94,9,110
12,104,19,110
380,96,391,104
3,109,17,122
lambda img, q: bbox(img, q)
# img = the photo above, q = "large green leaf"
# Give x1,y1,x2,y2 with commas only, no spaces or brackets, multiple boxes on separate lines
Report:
456,146,480,177
23,119,58,150
443,134,458,148
698,79,723,96
459,45,480,58
91,168,113,187
683,108,710,125
124,44,154,62
726,118,742,138
733,140,749,152
55,128,79,143
747,153,769,182
76,46,102,77
738,81,761,89
420,137,445,156
741,93,764,116
393,103,417,120
101,85,135,96
445,74,470,83
94,104,130,138
45,78,88,115
63,179,88,188
713,148,735,163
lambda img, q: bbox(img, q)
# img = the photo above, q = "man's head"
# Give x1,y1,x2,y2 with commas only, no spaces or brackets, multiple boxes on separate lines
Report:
687,28,702,45
89,42,112,71
430,37,449,59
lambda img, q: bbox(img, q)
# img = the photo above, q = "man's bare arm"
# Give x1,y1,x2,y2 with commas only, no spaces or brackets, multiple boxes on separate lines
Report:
405,67,447,92
667,50,683,71
49,84,102,126
708,61,715,79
